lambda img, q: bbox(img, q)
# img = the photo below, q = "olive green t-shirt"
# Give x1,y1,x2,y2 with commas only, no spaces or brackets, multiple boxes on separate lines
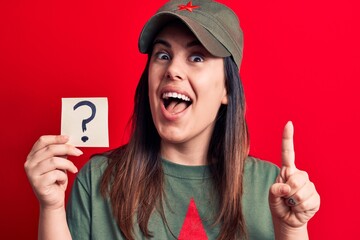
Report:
66,156,279,239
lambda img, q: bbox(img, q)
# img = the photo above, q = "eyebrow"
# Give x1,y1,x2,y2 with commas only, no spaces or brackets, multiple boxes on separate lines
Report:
186,40,201,48
152,38,202,49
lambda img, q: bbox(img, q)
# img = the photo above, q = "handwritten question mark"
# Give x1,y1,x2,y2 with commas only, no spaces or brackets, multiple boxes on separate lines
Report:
73,101,96,142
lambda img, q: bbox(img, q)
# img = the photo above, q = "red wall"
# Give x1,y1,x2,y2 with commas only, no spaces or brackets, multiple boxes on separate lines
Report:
1,0,359,239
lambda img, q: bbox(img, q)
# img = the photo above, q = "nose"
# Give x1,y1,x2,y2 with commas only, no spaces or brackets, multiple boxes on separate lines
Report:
165,57,185,81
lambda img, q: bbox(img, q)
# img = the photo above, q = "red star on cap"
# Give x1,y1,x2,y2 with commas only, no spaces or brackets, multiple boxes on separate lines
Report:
178,1,200,12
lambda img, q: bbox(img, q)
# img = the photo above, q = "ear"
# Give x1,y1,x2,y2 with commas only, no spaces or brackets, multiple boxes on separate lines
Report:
221,88,228,105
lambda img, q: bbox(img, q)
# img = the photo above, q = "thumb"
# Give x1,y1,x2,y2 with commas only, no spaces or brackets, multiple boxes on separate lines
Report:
269,183,291,211
269,183,291,200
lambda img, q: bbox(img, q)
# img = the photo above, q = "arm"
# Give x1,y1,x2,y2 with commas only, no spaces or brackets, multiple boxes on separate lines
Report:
39,207,72,240
269,122,320,240
24,135,82,240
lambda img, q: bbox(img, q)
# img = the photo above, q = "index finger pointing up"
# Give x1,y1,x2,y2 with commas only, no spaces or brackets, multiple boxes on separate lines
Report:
282,121,296,169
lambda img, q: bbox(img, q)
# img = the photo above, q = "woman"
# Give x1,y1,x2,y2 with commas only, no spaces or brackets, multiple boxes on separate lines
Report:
25,0,320,239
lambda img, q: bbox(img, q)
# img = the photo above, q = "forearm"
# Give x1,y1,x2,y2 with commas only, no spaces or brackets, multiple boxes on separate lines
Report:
38,206,72,240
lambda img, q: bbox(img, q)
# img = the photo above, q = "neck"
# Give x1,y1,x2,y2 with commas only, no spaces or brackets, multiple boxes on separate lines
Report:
160,138,210,166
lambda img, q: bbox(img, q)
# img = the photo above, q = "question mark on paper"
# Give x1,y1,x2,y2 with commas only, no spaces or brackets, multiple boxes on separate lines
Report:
73,101,96,142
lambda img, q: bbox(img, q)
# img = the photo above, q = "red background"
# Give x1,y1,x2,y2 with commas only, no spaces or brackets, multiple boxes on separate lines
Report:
1,0,359,239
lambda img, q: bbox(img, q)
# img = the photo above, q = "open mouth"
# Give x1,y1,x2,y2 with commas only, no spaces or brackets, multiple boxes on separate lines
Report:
162,92,192,114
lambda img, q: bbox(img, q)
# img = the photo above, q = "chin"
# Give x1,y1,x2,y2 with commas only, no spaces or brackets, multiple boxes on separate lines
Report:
158,131,188,145
160,135,186,144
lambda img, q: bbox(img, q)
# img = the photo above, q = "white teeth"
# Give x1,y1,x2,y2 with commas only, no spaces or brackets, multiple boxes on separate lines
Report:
162,92,191,102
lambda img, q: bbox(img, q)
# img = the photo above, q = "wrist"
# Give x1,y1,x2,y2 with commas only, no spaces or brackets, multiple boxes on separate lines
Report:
39,197,66,212
273,218,308,240
40,205,66,216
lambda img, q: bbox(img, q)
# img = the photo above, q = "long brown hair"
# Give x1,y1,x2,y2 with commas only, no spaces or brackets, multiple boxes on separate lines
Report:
100,56,249,239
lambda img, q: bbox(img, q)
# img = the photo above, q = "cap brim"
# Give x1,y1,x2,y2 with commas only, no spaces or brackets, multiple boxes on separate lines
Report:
138,12,231,58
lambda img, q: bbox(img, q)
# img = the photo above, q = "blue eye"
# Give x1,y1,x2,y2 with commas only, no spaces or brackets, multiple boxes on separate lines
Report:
156,52,170,60
189,55,204,62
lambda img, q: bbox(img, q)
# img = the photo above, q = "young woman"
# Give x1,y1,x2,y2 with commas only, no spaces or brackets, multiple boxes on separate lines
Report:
25,1,320,239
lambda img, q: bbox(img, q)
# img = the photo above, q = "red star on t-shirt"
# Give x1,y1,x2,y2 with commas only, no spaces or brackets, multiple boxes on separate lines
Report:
178,1,200,12
178,198,208,240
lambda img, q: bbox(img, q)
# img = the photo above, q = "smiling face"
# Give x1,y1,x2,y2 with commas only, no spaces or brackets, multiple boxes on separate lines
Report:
148,21,228,154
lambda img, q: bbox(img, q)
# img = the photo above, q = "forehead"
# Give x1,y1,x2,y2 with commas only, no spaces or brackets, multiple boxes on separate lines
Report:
153,21,200,46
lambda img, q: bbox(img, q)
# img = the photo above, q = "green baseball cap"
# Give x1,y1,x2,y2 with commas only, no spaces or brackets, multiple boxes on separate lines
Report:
138,0,244,69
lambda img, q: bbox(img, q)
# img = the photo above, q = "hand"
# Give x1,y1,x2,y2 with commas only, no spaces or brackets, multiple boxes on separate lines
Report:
269,121,320,232
24,135,82,210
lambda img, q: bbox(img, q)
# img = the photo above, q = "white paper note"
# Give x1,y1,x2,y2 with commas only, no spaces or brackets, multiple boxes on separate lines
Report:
61,97,109,147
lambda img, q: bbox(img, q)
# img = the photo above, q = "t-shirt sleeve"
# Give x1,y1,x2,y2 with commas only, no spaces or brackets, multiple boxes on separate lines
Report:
66,162,92,240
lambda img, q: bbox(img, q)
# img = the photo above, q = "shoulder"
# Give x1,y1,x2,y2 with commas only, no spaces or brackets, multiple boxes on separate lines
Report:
79,154,108,174
75,154,109,187
245,155,279,171
244,156,280,183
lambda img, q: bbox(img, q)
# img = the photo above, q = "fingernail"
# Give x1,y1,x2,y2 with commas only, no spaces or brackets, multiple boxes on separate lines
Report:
61,135,69,141
74,148,83,156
